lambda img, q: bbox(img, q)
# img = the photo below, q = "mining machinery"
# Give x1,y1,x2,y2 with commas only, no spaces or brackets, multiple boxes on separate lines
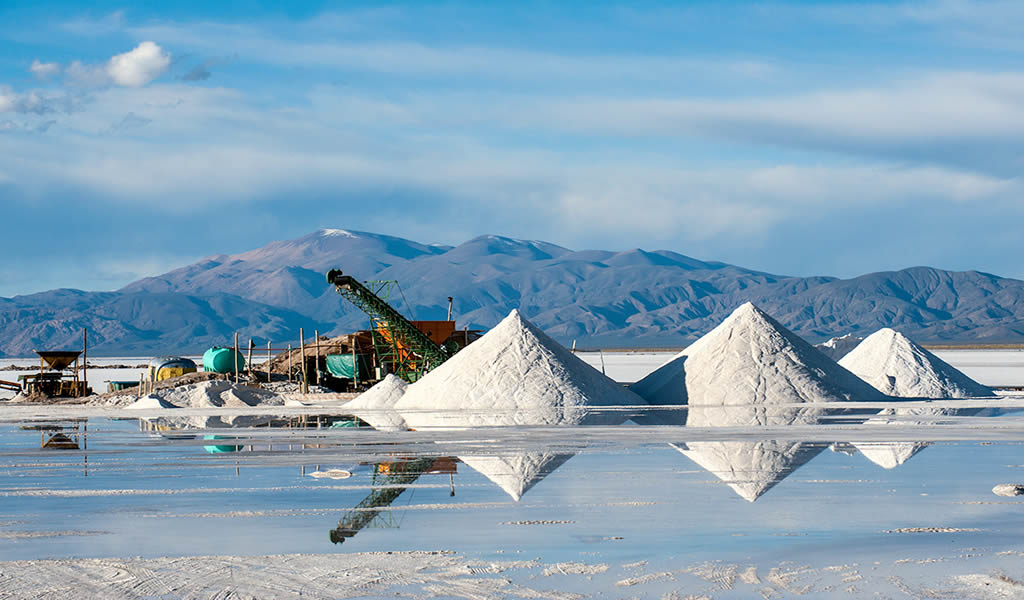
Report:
326,269,463,382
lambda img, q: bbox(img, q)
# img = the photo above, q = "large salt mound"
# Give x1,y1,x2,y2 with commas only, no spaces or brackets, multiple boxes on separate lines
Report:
838,328,994,398
815,333,864,361
631,302,885,426
395,309,645,429
630,303,885,501
343,374,409,432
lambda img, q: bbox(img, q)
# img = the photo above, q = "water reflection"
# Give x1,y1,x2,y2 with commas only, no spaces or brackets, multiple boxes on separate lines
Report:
330,457,456,544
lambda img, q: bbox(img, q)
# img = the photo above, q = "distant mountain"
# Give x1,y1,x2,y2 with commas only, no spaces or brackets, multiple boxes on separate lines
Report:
2,228,1023,356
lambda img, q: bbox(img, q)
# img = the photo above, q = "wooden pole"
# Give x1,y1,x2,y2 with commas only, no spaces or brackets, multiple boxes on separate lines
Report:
314,330,321,386
266,341,272,383
287,344,293,383
82,328,88,397
352,338,358,389
299,328,308,394
234,332,240,384
247,339,255,380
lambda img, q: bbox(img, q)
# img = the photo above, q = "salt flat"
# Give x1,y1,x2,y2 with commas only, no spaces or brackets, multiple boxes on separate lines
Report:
2,349,1024,598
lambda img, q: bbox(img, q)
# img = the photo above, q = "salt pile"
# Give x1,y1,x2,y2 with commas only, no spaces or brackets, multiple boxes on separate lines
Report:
839,328,994,469
395,309,645,429
342,374,409,431
630,302,885,500
838,328,994,398
631,302,885,423
129,380,284,429
815,333,864,361
394,309,642,501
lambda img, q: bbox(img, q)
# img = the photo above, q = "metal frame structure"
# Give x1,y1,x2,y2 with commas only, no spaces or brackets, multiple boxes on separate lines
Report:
326,269,452,382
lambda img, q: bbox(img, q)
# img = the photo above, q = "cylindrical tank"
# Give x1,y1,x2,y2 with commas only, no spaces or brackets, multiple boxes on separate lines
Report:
202,347,245,374
148,356,198,382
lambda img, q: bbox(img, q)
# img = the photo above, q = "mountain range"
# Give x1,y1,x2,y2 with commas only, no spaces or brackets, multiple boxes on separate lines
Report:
2,228,1023,356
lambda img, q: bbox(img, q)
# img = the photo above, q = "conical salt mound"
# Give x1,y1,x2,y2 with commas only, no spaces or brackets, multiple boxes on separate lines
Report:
647,303,884,501
815,334,864,361
343,375,409,431
839,329,992,469
674,441,827,502
458,453,573,501
634,303,885,428
395,309,645,429
839,328,994,398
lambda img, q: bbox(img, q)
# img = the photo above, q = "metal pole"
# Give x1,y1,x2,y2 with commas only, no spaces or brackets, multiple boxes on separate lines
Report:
315,330,321,386
234,332,240,384
447,296,453,321
299,328,308,394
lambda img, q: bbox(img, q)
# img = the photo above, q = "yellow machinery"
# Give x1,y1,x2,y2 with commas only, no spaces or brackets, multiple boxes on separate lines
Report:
148,356,198,382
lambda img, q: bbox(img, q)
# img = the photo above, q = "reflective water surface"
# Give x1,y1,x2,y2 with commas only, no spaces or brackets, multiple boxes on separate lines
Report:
3,400,1024,598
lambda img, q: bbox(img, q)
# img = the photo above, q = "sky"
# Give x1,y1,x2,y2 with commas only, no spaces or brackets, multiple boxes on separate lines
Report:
2,0,1023,297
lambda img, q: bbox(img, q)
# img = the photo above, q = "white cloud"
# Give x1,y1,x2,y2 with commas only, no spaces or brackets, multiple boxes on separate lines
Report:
29,60,61,79
106,42,171,87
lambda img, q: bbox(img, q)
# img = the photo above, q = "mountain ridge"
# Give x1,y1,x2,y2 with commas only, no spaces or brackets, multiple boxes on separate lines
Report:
3,228,1023,356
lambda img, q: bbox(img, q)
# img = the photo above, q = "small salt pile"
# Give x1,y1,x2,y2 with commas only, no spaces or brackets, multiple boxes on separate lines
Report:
133,380,284,430
395,309,644,429
632,302,885,500
342,374,409,432
840,328,994,469
815,333,864,361
839,328,994,398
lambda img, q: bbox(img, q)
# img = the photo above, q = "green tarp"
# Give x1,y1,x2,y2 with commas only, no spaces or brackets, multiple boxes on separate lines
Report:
325,354,371,379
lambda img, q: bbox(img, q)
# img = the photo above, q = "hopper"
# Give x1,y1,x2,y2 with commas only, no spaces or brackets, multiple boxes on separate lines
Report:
35,350,82,371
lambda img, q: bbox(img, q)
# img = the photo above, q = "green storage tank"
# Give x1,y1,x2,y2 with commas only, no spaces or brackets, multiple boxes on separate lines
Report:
202,347,245,374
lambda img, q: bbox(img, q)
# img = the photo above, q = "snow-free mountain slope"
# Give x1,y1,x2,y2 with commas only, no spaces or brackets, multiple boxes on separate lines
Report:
3,229,1024,355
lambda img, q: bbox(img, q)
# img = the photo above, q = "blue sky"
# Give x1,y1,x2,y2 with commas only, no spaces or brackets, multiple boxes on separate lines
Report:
2,1,1023,297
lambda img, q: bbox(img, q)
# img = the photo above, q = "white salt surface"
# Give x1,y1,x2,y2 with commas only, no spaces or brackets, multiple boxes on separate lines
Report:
840,328,995,398
815,333,864,361
395,309,645,429
343,374,409,432
125,395,178,410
